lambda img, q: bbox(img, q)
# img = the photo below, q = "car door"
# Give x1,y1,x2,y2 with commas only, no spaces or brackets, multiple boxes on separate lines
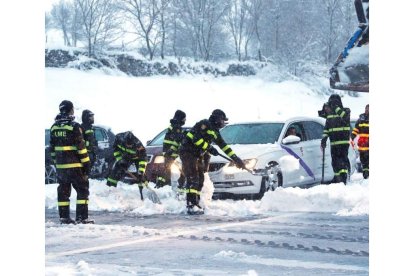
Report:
302,120,333,182
280,122,315,186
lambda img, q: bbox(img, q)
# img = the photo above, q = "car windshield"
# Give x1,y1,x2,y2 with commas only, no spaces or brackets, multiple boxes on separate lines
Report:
220,123,284,144
148,129,168,146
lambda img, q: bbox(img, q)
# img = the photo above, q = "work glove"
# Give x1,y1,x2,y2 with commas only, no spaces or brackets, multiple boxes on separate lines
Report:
321,137,328,149
232,155,245,169
208,146,219,156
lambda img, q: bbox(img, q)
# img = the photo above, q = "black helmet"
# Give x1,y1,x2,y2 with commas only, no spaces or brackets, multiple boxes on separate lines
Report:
328,94,343,108
124,131,135,145
209,109,228,129
82,109,95,125
173,109,186,126
59,100,74,114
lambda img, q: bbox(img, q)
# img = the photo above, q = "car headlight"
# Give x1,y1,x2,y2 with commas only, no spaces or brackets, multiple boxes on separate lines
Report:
153,156,165,164
170,162,182,174
228,158,257,170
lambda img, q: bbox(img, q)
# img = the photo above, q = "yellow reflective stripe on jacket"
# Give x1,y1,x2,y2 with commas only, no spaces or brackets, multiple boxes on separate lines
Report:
171,153,179,157
227,151,235,157
359,123,369,127
117,145,136,154
330,141,350,146
359,133,369,138
51,125,74,131
80,156,90,163
202,142,208,150
335,107,346,118
58,201,70,206
76,199,89,204
358,147,369,151
222,145,230,151
85,129,94,134
207,130,217,139
326,114,340,118
327,127,350,132
77,148,88,154
56,163,83,169
164,139,179,147
187,132,194,139
195,138,204,146
116,156,122,161
55,146,77,151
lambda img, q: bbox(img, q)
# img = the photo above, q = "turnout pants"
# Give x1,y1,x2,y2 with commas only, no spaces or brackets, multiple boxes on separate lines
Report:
331,144,350,184
180,152,209,208
359,150,369,179
57,168,90,220
106,159,130,187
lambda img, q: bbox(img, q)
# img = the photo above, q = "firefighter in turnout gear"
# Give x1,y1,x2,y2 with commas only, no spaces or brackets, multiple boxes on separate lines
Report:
156,110,186,191
81,109,98,168
321,94,351,184
351,104,369,179
50,100,94,224
106,131,148,196
179,109,245,214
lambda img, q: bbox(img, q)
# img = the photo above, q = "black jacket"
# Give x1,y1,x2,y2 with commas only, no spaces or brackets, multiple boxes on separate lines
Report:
323,106,351,146
163,119,185,158
113,132,147,175
50,113,91,174
80,123,98,156
180,119,235,158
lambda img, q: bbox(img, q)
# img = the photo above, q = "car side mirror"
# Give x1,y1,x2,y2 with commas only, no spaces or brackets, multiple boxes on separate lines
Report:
146,140,151,146
282,135,301,145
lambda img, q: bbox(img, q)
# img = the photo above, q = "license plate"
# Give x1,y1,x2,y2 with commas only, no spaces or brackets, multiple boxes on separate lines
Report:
224,174,235,180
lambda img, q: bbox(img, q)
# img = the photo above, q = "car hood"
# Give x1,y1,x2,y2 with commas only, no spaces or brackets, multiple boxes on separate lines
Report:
210,143,281,162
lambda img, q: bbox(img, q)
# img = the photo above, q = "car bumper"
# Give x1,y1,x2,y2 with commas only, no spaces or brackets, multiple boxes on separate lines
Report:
209,165,262,195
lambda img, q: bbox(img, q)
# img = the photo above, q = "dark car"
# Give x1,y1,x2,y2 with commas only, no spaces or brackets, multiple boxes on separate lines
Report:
45,125,116,184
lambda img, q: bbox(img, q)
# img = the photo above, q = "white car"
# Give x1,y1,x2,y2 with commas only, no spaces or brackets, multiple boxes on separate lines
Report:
208,117,356,199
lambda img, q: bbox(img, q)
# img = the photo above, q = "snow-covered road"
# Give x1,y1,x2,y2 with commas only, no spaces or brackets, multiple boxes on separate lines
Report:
46,204,368,275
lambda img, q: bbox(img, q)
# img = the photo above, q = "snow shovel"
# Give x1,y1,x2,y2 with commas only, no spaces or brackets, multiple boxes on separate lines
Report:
125,171,161,204
217,153,254,174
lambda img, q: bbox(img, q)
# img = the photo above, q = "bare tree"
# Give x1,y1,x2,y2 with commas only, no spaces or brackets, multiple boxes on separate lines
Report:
76,0,122,56
51,0,73,46
174,0,228,61
245,0,263,61
45,12,53,43
158,0,173,59
118,0,162,60
322,0,341,63
225,0,254,61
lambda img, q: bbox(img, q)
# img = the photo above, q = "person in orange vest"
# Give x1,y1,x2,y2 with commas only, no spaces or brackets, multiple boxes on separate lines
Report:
351,104,369,179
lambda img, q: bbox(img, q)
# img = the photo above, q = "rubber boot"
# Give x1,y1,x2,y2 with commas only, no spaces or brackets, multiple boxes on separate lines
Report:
59,205,75,224
76,203,95,224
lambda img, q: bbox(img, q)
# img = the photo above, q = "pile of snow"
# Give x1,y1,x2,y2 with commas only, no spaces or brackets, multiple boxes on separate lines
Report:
45,173,368,218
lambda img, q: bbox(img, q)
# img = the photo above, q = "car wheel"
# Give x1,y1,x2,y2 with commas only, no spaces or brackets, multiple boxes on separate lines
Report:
45,165,57,184
264,163,283,191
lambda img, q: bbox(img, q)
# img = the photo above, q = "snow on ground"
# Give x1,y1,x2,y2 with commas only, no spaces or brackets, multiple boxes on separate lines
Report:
45,173,368,218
